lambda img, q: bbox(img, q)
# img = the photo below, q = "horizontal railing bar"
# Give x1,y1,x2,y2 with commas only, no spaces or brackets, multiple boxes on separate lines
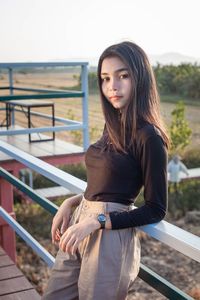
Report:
0,86,66,93
0,92,84,101
139,264,193,300
0,140,86,194
0,206,55,267
0,167,58,215
138,217,200,263
31,112,81,125
180,167,200,180
0,124,83,136
0,86,10,90
12,87,80,94
0,62,88,68
0,87,82,95
6,108,82,125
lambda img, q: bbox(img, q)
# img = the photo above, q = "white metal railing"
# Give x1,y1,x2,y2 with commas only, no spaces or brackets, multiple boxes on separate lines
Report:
170,167,200,180
0,61,89,150
0,140,85,194
0,124,83,136
0,139,200,263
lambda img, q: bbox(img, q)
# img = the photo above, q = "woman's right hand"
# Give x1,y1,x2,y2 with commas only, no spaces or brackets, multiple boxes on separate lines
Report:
51,202,72,244
51,193,83,244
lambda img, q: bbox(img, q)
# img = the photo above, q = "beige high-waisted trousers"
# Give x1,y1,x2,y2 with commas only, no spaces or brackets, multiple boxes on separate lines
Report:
42,197,141,300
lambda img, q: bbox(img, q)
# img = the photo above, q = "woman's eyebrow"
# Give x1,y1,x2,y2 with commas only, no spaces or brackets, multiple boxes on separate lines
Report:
101,68,129,75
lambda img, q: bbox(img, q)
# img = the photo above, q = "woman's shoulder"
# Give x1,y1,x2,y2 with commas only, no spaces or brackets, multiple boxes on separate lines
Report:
132,121,167,161
137,121,162,143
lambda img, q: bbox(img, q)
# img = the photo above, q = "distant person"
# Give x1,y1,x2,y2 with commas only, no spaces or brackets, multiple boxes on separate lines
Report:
167,155,189,194
42,41,170,300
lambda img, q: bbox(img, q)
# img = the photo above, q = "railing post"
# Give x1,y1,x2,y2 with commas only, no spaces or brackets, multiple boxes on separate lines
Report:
0,174,16,262
8,68,13,96
8,67,15,126
81,64,89,151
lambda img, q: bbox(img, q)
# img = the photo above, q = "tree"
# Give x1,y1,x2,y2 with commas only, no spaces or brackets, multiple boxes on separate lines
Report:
154,63,200,101
170,101,192,153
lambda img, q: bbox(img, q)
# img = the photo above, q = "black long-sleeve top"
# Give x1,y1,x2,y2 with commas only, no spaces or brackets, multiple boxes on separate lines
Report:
84,121,168,229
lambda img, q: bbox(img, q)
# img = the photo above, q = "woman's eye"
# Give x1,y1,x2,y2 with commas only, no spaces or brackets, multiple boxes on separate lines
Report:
101,77,110,82
119,73,129,79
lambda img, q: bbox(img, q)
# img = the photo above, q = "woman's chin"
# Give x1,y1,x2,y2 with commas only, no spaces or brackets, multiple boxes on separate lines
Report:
112,103,125,110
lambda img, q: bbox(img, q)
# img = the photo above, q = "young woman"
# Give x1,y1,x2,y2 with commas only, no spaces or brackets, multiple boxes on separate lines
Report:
42,41,170,300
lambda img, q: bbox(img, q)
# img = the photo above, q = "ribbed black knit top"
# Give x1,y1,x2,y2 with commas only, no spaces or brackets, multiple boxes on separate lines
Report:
84,121,168,229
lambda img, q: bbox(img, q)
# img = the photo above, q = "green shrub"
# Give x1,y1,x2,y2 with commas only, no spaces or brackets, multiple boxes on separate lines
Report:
15,202,52,238
32,173,58,189
181,180,200,211
168,179,200,217
60,163,87,181
169,101,192,153
183,148,200,168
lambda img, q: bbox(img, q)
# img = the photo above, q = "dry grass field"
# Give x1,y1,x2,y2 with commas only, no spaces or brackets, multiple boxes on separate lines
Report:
0,70,200,150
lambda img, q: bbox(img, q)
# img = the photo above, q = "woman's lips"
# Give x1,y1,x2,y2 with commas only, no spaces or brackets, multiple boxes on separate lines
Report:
109,96,122,101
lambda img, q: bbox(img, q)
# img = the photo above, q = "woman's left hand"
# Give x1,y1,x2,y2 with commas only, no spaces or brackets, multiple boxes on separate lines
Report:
59,216,100,255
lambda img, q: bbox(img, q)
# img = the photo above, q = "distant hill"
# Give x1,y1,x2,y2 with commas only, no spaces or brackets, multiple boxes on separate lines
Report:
148,52,200,66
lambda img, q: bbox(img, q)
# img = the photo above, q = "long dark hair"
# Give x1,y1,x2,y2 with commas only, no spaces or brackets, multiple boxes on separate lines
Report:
97,41,170,152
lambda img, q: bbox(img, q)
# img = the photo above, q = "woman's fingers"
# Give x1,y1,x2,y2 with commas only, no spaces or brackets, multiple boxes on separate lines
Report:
59,225,79,252
59,232,75,252
51,208,71,244
59,223,86,254
52,228,59,244
60,217,70,235
71,239,80,255
55,229,61,242
60,234,80,255
64,236,77,253
51,214,62,243
51,214,70,243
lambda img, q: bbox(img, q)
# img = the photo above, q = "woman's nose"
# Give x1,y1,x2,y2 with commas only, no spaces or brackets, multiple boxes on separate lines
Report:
109,78,118,91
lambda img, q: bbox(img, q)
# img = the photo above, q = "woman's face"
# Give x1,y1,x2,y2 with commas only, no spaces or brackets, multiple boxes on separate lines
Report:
100,56,132,110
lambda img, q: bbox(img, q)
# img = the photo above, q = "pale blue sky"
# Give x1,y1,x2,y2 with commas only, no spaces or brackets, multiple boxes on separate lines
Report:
0,0,200,63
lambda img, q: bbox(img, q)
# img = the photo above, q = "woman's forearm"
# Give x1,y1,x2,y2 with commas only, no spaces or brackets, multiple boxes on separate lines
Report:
61,193,83,209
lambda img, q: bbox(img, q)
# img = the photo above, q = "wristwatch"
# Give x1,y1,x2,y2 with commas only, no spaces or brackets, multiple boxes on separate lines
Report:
97,214,106,229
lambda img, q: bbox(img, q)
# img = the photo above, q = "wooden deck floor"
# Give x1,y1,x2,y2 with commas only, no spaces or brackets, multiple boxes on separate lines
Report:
0,125,84,162
0,247,40,299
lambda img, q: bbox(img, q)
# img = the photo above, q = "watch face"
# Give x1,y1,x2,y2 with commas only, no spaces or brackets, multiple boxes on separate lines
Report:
98,214,106,222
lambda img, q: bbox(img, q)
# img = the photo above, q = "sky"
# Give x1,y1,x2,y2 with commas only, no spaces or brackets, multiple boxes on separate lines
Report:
0,0,200,64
